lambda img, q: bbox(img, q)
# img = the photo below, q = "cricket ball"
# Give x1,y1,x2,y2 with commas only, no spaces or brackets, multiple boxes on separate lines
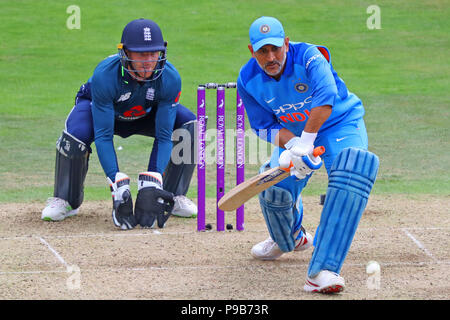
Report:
366,261,381,275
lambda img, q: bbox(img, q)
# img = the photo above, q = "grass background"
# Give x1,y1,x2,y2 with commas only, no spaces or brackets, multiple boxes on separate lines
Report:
0,0,448,203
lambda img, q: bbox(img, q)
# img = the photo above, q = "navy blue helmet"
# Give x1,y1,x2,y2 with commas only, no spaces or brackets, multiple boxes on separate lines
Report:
118,18,167,81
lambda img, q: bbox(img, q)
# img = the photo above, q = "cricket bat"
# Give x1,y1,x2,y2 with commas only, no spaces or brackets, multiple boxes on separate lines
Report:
217,146,325,211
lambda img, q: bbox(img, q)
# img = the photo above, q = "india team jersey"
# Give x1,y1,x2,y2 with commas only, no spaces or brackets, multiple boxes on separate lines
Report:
237,42,365,144
87,54,181,180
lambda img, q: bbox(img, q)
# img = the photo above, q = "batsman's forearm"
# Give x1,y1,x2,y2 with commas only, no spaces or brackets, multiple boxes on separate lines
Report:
304,105,332,133
274,105,332,148
274,128,296,149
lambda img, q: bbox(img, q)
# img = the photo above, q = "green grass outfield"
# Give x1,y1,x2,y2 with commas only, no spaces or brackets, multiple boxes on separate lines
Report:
0,0,448,203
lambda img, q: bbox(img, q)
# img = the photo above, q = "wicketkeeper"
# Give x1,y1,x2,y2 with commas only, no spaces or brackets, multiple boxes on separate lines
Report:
42,18,198,229
237,17,379,293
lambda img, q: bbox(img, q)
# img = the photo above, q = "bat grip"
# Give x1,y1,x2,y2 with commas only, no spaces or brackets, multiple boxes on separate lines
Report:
280,146,325,172
313,146,325,157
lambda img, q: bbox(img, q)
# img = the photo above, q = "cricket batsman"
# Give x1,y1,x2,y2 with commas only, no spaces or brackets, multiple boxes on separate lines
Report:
237,16,379,293
42,18,198,229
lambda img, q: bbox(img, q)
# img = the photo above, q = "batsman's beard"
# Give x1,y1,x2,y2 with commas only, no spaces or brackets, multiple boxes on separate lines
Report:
258,52,287,77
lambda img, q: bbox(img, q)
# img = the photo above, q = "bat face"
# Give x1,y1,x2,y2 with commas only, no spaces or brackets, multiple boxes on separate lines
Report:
256,168,288,185
217,146,325,212
217,166,289,211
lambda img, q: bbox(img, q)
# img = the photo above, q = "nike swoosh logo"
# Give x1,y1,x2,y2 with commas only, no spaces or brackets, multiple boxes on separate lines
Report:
265,97,276,103
336,137,347,142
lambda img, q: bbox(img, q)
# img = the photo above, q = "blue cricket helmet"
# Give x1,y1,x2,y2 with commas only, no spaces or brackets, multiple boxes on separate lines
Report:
118,18,167,81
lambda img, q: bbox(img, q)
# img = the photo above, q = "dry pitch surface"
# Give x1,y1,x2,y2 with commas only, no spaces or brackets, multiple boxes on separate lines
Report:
0,194,449,300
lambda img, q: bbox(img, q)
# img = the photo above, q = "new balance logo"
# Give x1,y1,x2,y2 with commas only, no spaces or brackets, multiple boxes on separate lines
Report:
117,92,131,102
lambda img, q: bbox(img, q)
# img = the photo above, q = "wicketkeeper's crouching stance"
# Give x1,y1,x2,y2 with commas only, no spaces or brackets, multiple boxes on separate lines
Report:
42,18,198,229
237,17,379,293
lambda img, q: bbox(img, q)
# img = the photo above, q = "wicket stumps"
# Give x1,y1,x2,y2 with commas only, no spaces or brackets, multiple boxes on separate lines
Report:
197,82,245,231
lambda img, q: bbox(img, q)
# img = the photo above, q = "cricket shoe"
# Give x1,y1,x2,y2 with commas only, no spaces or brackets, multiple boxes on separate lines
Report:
171,195,197,218
41,197,79,221
251,228,313,261
304,270,345,294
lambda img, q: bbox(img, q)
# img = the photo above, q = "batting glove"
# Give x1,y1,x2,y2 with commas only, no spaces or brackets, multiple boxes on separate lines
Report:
279,133,323,179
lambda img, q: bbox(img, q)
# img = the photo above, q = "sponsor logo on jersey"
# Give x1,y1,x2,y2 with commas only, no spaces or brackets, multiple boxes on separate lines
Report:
305,53,323,69
117,92,131,102
119,105,147,120
273,96,313,123
273,96,312,114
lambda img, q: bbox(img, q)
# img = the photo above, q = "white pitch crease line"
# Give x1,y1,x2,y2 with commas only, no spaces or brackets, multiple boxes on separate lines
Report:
0,270,69,275
402,229,437,262
1,260,449,276
39,237,69,268
0,226,448,241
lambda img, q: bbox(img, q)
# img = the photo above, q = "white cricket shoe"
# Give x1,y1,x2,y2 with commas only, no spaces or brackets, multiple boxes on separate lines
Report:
304,270,345,293
251,230,313,261
41,197,79,221
171,195,198,218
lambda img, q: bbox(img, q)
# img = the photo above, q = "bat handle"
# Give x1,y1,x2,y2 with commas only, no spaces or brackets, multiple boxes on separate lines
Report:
281,146,325,172
312,146,325,157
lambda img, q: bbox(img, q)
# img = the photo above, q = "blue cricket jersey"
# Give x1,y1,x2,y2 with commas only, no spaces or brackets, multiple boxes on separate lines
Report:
88,54,181,181
237,42,365,144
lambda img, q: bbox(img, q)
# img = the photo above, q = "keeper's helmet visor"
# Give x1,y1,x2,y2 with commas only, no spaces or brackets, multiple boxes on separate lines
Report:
118,18,167,81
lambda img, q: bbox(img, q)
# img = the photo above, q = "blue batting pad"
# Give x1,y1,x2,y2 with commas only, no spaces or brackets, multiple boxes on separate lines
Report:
259,185,297,252
308,148,379,277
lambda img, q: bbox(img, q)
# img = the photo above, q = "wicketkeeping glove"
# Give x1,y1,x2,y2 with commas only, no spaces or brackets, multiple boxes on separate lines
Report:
108,172,137,230
134,172,175,228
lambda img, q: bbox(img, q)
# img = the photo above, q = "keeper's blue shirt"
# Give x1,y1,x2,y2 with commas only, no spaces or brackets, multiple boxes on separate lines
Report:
88,54,181,181
237,42,365,143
